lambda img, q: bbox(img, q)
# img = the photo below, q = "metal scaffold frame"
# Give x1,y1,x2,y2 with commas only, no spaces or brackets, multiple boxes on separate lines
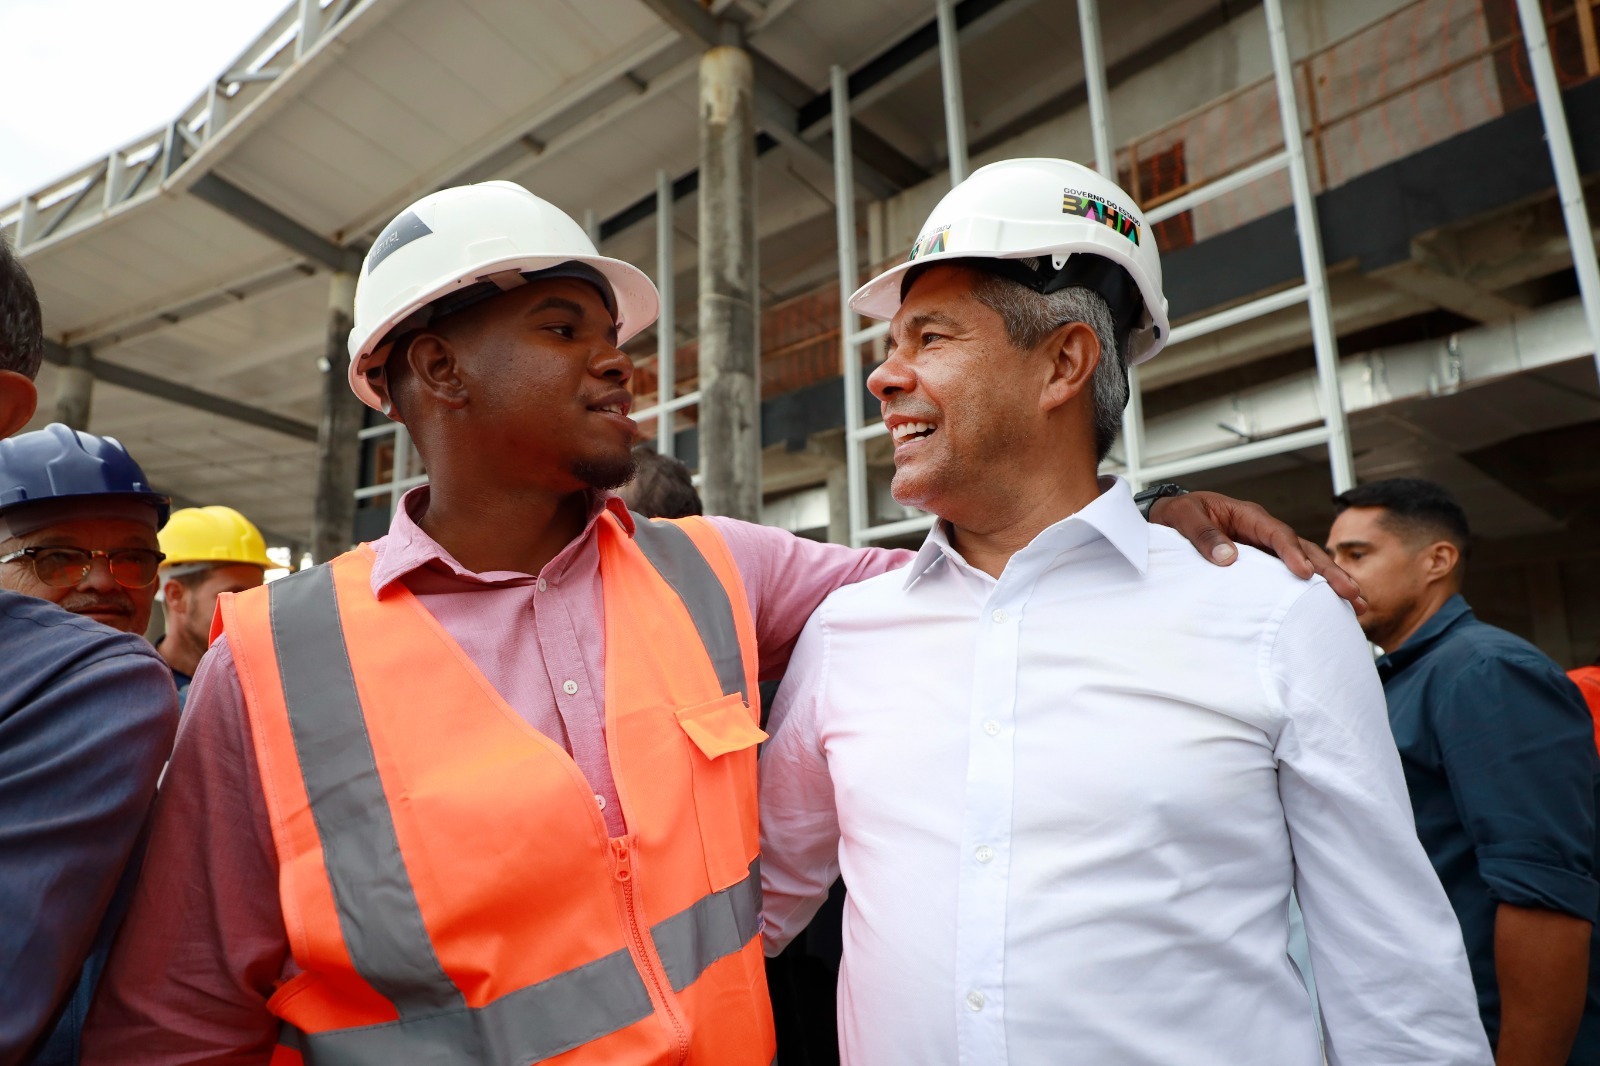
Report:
1105,0,1357,492
832,0,1365,550
629,170,701,460
348,0,1600,541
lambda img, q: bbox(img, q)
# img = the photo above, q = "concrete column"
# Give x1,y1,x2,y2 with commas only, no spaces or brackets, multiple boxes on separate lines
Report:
52,346,94,430
311,271,361,564
697,42,761,523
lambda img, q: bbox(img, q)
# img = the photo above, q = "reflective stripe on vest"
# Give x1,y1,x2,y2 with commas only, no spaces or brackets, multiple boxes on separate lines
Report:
629,514,747,703
276,864,762,1062
260,533,760,1062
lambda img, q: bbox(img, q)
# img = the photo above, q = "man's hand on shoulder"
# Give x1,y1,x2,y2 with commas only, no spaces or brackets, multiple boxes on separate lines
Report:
1149,490,1366,614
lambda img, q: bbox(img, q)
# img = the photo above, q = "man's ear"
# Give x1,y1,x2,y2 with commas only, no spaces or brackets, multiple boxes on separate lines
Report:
0,370,39,439
405,332,470,411
162,578,186,615
1039,321,1101,415
1420,540,1462,587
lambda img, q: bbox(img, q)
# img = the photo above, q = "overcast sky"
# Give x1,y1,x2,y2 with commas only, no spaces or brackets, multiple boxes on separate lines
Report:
0,0,289,204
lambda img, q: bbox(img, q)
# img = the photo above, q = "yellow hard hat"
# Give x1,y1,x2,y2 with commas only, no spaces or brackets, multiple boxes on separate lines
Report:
158,505,275,571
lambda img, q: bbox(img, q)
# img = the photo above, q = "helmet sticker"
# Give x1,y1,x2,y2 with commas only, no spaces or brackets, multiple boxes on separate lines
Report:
908,224,951,262
366,210,434,275
1062,188,1140,246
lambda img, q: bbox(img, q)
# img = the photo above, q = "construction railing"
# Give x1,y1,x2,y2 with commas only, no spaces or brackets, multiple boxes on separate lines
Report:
1125,0,1600,254
1,0,359,252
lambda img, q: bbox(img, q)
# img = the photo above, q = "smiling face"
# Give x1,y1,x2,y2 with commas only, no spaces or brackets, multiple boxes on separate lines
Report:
867,265,1058,525
397,276,639,494
0,516,162,632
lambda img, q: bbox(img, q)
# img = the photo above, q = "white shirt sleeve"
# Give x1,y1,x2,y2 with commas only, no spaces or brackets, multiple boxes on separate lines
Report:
758,607,842,957
1268,581,1492,1066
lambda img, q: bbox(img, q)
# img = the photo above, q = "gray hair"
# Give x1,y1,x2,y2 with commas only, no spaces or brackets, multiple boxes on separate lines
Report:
968,275,1127,463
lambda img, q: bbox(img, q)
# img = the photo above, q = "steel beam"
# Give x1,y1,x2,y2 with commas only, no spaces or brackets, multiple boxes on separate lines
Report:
635,0,928,196
935,0,970,184
656,168,679,458
798,0,1024,130
67,262,319,349
1263,0,1355,492
189,173,360,273
41,341,318,442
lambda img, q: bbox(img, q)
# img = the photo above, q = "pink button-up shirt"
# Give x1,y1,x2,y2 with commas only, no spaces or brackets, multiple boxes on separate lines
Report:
83,489,909,1063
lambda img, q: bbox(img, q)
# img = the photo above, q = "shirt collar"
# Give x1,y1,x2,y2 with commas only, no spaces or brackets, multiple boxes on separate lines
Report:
903,476,1150,590
368,485,634,596
1376,593,1474,673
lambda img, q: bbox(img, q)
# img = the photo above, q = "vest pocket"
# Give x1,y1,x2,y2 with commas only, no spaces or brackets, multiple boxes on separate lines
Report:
675,694,765,889
676,693,768,759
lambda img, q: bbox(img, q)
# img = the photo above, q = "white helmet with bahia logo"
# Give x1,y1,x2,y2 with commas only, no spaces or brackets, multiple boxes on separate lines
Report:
346,181,660,413
849,158,1169,365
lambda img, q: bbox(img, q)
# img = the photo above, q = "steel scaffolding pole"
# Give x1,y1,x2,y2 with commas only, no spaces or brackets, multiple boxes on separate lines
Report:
656,169,677,458
1263,0,1357,492
832,65,871,546
1515,0,1600,383
935,0,970,185
1078,0,1115,179
1075,0,1146,488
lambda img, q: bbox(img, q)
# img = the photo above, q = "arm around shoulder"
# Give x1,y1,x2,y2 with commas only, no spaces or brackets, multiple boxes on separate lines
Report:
757,607,842,956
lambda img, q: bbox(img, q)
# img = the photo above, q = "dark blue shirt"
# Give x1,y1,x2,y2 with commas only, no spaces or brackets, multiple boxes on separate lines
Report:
1379,594,1600,1058
0,590,177,1063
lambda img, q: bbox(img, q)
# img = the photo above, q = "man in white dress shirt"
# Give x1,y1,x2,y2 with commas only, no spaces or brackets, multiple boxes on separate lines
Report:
758,158,1488,1066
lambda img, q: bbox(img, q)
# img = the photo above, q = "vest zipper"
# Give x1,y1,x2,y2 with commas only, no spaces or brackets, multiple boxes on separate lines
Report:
611,837,691,1063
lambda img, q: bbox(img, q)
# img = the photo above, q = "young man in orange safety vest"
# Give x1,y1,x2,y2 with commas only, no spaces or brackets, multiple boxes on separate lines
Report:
83,180,1360,1064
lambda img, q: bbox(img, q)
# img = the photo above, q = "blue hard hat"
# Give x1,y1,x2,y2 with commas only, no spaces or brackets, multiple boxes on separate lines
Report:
0,424,170,529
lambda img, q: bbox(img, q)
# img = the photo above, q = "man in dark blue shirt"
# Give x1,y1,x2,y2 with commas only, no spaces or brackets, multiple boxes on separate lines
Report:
0,237,178,1064
1329,478,1598,1065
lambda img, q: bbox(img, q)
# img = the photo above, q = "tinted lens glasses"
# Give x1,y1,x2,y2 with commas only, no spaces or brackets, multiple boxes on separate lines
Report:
0,546,166,589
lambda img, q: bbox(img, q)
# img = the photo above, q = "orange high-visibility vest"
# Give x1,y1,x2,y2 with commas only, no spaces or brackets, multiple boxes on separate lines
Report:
218,512,775,1065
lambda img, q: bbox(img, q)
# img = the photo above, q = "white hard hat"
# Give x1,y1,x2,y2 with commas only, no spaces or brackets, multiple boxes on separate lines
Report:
347,181,660,411
850,158,1170,365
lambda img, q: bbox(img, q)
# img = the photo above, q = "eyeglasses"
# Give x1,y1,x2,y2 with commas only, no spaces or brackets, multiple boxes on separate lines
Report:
0,546,166,589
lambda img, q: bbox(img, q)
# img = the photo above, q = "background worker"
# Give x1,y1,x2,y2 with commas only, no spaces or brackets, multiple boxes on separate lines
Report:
0,424,168,636
0,238,177,1064
1327,478,1599,1065
86,181,1359,1064
617,444,701,518
154,505,274,708
760,158,1486,1066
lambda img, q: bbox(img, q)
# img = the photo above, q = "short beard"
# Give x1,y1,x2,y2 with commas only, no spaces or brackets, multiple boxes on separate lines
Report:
571,452,638,492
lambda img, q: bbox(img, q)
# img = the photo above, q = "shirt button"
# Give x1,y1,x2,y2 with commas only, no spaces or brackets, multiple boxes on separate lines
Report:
975,845,994,864
966,990,986,1011
991,608,1007,623
595,794,607,810
537,578,547,592
982,719,1001,736
562,679,579,696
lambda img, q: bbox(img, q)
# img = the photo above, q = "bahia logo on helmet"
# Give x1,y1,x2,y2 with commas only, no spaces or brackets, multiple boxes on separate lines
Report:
908,224,951,262
1061,188,1140,246
366,210,434,275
